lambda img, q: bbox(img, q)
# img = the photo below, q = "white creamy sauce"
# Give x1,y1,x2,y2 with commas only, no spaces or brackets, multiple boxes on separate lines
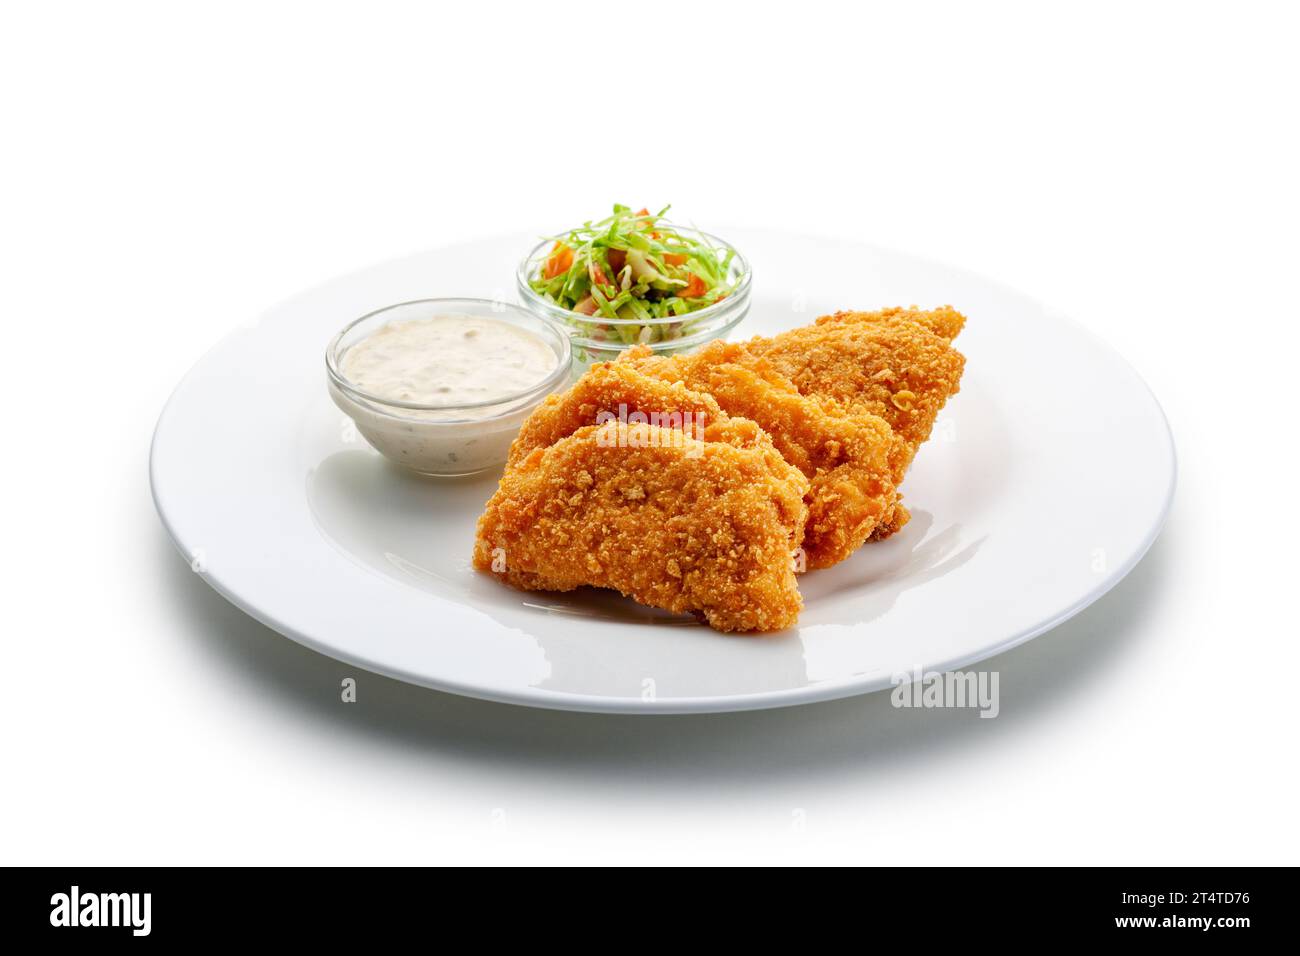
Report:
341,314,557,411
330,312,564,475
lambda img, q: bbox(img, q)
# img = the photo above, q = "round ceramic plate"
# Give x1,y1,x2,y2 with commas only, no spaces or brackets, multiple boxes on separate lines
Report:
150,229,1175,714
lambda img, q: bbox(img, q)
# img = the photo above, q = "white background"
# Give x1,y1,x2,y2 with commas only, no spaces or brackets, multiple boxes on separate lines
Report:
3,1,1297,865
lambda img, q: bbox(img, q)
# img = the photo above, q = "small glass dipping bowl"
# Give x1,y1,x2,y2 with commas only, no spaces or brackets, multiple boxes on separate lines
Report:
516,223,752,369
326,298,572,477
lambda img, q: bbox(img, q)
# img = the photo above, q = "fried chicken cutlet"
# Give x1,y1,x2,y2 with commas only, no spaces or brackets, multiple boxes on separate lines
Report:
617,341,898,569
474,419,808,632
748,306,967,538
507,360,727,469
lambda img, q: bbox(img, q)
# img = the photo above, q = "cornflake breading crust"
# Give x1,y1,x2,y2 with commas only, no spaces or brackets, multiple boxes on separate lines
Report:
474,420,809,633
618,341,897,569
473,306,967,632
507,361,729,468
748,306,966,538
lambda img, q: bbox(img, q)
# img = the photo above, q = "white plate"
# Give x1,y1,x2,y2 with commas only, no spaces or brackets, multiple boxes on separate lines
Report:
150,230,1175,714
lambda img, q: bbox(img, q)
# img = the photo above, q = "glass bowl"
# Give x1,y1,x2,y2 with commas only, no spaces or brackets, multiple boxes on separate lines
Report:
326,298,572,477
515,223,752,369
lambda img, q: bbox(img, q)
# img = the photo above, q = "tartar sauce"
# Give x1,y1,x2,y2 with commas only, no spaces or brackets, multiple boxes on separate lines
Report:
329,311,566,476
341,314,558,409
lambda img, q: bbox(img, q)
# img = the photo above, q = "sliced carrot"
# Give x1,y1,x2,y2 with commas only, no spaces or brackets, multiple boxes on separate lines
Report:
663,252,687,266
543,241,574,279
680,273,708,298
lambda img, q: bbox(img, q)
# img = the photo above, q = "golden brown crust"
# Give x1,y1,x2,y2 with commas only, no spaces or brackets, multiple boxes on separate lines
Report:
747,306,966,538
506,361,728,468
867,499,911,540
617,341,897,568
474,306,968,631
474,421,808,632
813,305,966,342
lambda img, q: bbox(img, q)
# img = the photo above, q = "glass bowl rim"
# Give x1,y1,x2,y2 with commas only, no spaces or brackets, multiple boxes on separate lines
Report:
566,306,751,360
325,297,572,413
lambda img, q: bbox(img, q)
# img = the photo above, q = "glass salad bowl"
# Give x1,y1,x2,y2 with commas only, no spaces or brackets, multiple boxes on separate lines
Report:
516,221,752,368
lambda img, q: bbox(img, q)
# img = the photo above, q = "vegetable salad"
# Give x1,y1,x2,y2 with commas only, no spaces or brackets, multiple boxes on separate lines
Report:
527,205,739,346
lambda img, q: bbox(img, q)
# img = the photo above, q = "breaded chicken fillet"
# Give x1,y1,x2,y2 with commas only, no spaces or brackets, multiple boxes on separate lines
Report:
474,420,809,633
748,306,967,538
507,360,727,468
617,341,897,569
